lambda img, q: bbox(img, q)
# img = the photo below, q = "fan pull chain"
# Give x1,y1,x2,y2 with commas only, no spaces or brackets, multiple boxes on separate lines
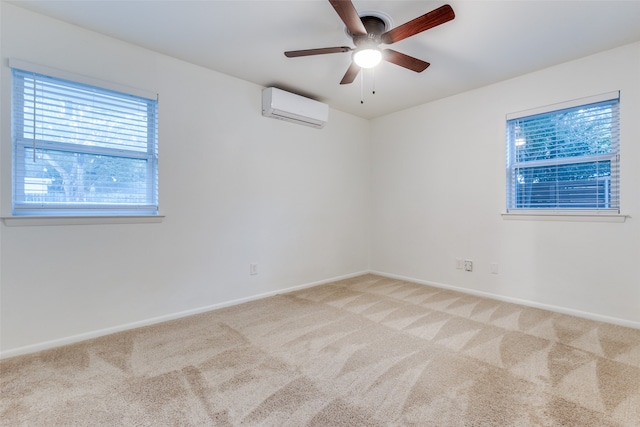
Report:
372,67,376,95
360,71,364,104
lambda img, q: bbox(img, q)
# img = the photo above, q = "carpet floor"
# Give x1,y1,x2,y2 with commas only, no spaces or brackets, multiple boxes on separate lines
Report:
1,274,639,426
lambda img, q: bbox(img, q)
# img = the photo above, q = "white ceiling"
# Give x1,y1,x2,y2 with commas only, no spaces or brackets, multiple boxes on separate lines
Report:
8,0,640,119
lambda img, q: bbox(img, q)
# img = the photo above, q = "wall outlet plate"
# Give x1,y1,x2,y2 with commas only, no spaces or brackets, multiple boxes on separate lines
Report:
464,260,473,272
491,262,499,274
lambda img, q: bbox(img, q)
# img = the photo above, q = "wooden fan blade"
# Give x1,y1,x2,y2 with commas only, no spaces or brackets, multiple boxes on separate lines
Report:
340,62,361,84
381,4,455,44
329,0,367,36
383,49,430,72
285,46,352,57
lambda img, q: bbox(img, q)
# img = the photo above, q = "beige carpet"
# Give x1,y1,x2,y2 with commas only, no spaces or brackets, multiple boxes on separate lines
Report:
1,274,639,426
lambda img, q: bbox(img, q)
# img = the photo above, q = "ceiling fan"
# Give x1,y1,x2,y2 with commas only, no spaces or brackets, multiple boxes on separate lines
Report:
284,1,455,85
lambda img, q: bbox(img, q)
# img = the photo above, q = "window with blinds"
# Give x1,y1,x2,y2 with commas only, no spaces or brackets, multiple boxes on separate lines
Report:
11,66,158,216
506,93,619,213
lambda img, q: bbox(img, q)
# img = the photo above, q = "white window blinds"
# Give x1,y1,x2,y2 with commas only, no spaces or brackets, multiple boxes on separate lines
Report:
11,66,158,216
506,93,620,212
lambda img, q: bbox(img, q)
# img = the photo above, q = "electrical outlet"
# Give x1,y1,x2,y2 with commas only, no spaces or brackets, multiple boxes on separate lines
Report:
490,262,499,274
455,258,463,270
250,263,258,275
464,260,473,272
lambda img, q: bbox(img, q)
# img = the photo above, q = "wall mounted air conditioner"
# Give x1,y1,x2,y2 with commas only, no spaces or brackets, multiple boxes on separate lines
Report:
262,87,328,129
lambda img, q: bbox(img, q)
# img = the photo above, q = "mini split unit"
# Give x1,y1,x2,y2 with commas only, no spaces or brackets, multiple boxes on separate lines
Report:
262,87,329,129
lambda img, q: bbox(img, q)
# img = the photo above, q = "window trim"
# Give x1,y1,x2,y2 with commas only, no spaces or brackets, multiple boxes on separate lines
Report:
501,211,628,223
8,59,157,101
8,59,159,219
505,91,621,216
2,215,165,227
506,91,620,121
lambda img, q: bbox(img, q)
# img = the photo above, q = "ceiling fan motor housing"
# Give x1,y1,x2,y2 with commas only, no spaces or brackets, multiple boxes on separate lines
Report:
353,16,386,46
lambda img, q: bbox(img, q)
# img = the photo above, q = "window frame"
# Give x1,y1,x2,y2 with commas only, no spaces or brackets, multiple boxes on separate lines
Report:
7,60,160,222
504,92,623,220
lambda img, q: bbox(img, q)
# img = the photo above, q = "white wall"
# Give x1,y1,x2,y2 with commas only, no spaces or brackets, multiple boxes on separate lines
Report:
0,3,371,356
371,41,640,327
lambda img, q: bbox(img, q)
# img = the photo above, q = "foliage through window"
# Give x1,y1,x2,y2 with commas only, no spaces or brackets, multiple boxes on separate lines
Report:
506,93,619,212
11,66,158,216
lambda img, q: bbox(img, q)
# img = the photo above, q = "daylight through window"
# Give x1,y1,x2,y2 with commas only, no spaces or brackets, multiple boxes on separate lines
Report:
506,93,619,213
11,66,158,216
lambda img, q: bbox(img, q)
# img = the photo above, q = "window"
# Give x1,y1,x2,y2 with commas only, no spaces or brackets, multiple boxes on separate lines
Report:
506,92,619,213
11,64,158,217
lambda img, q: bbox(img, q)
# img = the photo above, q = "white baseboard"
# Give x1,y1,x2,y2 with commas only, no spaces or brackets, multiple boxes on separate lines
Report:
0,270,369,359
4,269,636,359
370,270,640,330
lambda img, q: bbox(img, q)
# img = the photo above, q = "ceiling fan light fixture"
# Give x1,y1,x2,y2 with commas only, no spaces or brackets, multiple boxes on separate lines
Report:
353,48,382,68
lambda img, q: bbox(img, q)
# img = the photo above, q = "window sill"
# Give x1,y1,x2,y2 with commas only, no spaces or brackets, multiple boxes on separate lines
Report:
2,215,165,227
501,212,628,223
